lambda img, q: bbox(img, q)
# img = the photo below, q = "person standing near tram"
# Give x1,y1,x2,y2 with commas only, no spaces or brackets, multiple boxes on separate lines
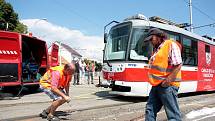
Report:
144,28,182,121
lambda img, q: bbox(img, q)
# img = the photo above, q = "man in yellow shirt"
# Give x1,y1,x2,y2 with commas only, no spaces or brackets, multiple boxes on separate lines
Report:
39,64,75,121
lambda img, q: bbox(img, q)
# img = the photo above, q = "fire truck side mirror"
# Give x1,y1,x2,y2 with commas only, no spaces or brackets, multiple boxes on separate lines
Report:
104,33,107,43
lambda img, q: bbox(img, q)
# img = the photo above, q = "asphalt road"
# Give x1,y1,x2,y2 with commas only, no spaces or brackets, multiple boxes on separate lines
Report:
1,80,215,121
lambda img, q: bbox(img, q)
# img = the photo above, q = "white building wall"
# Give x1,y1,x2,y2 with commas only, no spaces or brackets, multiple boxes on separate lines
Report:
60,48,72,63
49,42,82,64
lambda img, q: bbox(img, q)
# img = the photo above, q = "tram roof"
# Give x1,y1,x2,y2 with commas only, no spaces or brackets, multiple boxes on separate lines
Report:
126,19,215,45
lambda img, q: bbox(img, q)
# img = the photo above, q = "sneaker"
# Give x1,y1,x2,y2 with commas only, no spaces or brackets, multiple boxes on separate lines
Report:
39,110,48,118
47,115,60,121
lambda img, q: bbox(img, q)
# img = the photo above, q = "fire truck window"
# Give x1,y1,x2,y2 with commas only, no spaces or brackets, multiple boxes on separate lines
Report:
182,37,198,66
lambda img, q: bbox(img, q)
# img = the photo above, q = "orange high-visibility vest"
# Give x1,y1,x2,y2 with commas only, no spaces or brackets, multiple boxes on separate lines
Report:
148,40,181,87
40,66,69,89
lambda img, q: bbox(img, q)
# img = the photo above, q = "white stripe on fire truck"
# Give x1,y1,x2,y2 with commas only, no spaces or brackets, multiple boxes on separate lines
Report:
0,50,18,55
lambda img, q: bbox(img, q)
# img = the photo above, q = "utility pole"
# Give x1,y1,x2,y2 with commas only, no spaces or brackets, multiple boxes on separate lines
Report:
189,0,193,32
6,23,8,31
59,41,62,66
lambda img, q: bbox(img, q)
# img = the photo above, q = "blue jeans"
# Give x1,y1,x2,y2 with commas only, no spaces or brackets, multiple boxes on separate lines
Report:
145,85,181,121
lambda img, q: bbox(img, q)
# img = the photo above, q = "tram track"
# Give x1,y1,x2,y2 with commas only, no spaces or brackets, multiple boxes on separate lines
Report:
2,90,215,121
2,99,142,121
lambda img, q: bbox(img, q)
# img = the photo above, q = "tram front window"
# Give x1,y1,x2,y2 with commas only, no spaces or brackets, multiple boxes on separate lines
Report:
129,27,152,62
104,23,131,61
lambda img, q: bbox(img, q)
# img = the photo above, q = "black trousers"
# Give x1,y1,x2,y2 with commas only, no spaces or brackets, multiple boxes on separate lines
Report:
74,73,80,85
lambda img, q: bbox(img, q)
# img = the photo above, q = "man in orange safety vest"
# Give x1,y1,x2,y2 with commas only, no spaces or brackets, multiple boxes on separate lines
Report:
39,64,75,121
145,28,182,121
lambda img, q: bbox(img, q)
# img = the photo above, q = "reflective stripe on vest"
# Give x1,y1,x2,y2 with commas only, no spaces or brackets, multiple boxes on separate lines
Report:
149,65,173,73
149,74,181,81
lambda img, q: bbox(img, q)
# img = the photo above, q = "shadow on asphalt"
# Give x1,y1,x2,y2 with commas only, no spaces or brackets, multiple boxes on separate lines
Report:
95,89,215,103
94,90,148,103
178,90,215,98
55,111,71,120
0,87,42,100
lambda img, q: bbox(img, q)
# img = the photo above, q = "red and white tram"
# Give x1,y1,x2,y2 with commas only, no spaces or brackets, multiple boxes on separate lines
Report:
102,14,215,96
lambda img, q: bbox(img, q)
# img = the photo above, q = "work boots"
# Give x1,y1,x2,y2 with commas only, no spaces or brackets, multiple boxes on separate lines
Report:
39,110,48,118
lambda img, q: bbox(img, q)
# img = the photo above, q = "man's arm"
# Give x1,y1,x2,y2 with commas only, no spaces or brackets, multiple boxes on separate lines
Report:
162,42,182,86
65,75,72,96
166,64,182,82
51,86,68,99
168,41,182,81
65,85,69,96
161,64,181,87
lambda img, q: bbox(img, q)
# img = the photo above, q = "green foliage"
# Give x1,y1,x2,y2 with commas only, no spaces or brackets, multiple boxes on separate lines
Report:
84,58,90,65
13,22,28,34
0,0,27,33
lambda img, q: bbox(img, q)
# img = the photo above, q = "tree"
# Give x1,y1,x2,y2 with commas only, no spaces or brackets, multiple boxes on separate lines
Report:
13,22,28,34
84,58,90,65
0,0,27,33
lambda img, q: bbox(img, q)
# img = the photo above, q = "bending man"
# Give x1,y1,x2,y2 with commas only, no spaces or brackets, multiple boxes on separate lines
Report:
39,64,75,121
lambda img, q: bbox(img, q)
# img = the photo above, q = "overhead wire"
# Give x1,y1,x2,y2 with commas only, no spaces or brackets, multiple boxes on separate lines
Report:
181,0,215,22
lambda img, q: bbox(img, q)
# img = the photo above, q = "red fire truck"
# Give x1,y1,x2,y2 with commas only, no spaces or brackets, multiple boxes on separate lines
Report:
102,14,215,96
0,30,59,92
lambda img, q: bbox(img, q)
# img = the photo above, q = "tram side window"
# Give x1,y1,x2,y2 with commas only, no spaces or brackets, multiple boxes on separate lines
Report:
167,33,181,44
168,34,179,41
205,45,211,65
205,45,210,53
182,37,198,66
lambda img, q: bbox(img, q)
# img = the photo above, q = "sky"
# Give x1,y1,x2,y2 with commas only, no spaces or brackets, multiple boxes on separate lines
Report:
6,0,215,61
